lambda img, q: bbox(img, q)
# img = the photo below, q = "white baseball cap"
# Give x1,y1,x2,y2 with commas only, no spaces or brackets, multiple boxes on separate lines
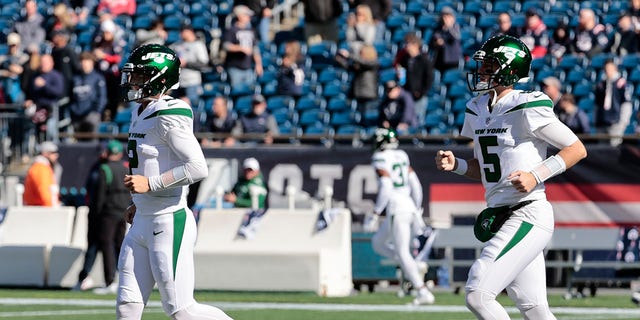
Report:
243,157,260,171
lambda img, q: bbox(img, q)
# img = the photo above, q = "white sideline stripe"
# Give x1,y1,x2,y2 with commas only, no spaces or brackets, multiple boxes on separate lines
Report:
0,298,639,317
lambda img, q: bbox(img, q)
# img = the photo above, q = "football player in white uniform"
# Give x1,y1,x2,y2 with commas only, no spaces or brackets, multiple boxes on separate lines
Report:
117,44,233,320
364,128,434,305
435,35,587,319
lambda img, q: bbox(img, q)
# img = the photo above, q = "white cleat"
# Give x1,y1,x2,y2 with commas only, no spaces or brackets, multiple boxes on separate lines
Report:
92,283,118,295
71,278,94,291
412,287,435,305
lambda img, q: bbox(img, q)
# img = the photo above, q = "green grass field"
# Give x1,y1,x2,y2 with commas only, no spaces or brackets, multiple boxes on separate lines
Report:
0,288,639,319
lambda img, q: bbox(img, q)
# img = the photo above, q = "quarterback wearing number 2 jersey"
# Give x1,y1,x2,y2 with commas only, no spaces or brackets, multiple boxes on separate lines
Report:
436,35,586,320
118,44,233,320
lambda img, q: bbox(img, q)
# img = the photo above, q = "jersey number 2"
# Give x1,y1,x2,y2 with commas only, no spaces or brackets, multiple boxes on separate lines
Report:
479,136,501,182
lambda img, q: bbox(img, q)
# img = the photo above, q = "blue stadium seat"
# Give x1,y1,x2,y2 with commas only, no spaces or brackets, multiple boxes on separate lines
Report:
442,69,465,86
589,53,615,71
318,67,347,84
446,81,470,99
261,81,278,97
202,82,230,97
450,98,468,113
321,81,346,99
271,108,292,125
424,109,444,129
266,95,294,112
230,83,255,98
258,67,277,84
336,124,362,135
98,122,119,134
620,54,640,71
163,15,184,30
557,54,585,70
492,0,521,14
378,68,397,84
304,123,334,137
234,95,254,116
296,95,326,112
308,41,337,70
299,109,330,128
386,13,415,31
191,15,214,31
327,96,351,112
133,15,154,30
330,110,359,127
113,108,132,126
571,82,594,99
416,13,439,30
477,14,498,30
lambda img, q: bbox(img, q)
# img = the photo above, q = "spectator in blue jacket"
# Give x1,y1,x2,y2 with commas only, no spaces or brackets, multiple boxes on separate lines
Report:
557,94,591,135
232,94,279,144
595,59,632,146
23,54,66,140
69,52,107,138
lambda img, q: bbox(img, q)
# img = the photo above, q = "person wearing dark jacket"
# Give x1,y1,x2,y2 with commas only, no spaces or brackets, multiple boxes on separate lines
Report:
429,6,462,72
336,45,379,116
379,80,417,133
69,52,107,137
234,0,276,44
301,0,343,42
51,30,81,99
23,54,66,139
91,140,130,295
394,32,434,127
594,59,632,146
232,94,279,144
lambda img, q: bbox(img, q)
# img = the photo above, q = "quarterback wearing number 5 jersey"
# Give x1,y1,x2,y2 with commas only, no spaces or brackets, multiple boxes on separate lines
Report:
118,44,233,320
436,35,586,320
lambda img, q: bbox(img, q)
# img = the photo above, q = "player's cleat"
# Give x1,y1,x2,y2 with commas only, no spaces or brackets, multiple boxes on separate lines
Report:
412,287,435,305
71,277,94,291
93,283,118,295
632,291,640,306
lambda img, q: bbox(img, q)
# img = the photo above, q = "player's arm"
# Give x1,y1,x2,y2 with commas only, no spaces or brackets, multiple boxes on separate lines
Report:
147,119,208,192
407,167,422,208
373,168,392,215
509,121,587,193
435,150,481,180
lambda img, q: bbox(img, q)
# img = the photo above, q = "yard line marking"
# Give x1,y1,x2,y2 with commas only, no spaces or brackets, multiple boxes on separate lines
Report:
0,298,639,317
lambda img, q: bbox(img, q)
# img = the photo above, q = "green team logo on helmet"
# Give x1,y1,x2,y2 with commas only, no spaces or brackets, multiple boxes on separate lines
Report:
121,44,180,101
467,35,532,92
374,127,399,151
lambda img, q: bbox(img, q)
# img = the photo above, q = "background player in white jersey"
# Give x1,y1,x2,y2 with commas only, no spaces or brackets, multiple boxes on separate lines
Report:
118,44,233,320
364,127,434,305
435,35,587,319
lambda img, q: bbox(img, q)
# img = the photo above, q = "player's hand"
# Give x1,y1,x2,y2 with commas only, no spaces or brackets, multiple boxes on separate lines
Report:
435,150,456,171
124,203,136,224
124,175,150,194
507,170,538,193
363,213,379,233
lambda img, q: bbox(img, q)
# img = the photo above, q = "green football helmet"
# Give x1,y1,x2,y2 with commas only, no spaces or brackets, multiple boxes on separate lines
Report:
467,35,532,92
374,127,399,151
121,44,180,101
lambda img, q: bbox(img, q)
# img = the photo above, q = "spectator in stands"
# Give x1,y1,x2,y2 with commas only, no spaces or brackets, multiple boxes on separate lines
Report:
48,3,78,37
349,0,391,42
548,22,572,62
69,52,107,138
595,59,633,146
378,80,417,134
541,76,563,112
276,44,305,98
200,96,236,148
134,18,167,47
301,0,343,43
223,5,264,88
394,32,434,127
23,54,66,140
630,0,640,30
170,25,209,109
429,6,462,73
72,143,108,292
91,140,129,295
518,8,548,59
609,14,639,55
12,0,46,53
489,12,519,38
345,4,376,55
232,94,279,144
233,0,276,44
570,8,609,58
224,157,267,209
23,141,62,206
556,93,591,135
0,33,29,104
335,45,379,116
92,18,126,119
364,127,434,305
96,0,136,17
51,30,81,99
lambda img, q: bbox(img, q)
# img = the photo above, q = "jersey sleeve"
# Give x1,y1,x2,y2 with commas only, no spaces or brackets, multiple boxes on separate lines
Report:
371,152,387,171
522,94,557,132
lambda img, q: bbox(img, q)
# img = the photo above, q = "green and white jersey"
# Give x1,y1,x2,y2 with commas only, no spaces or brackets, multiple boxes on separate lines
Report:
127,96,203,215
372,149,412,198
461,90,558,207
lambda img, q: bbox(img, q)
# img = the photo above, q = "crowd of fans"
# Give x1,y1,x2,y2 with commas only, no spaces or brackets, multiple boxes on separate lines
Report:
1,0,640,160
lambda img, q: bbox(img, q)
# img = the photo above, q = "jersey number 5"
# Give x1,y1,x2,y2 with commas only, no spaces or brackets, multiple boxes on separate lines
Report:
479,136,501,182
